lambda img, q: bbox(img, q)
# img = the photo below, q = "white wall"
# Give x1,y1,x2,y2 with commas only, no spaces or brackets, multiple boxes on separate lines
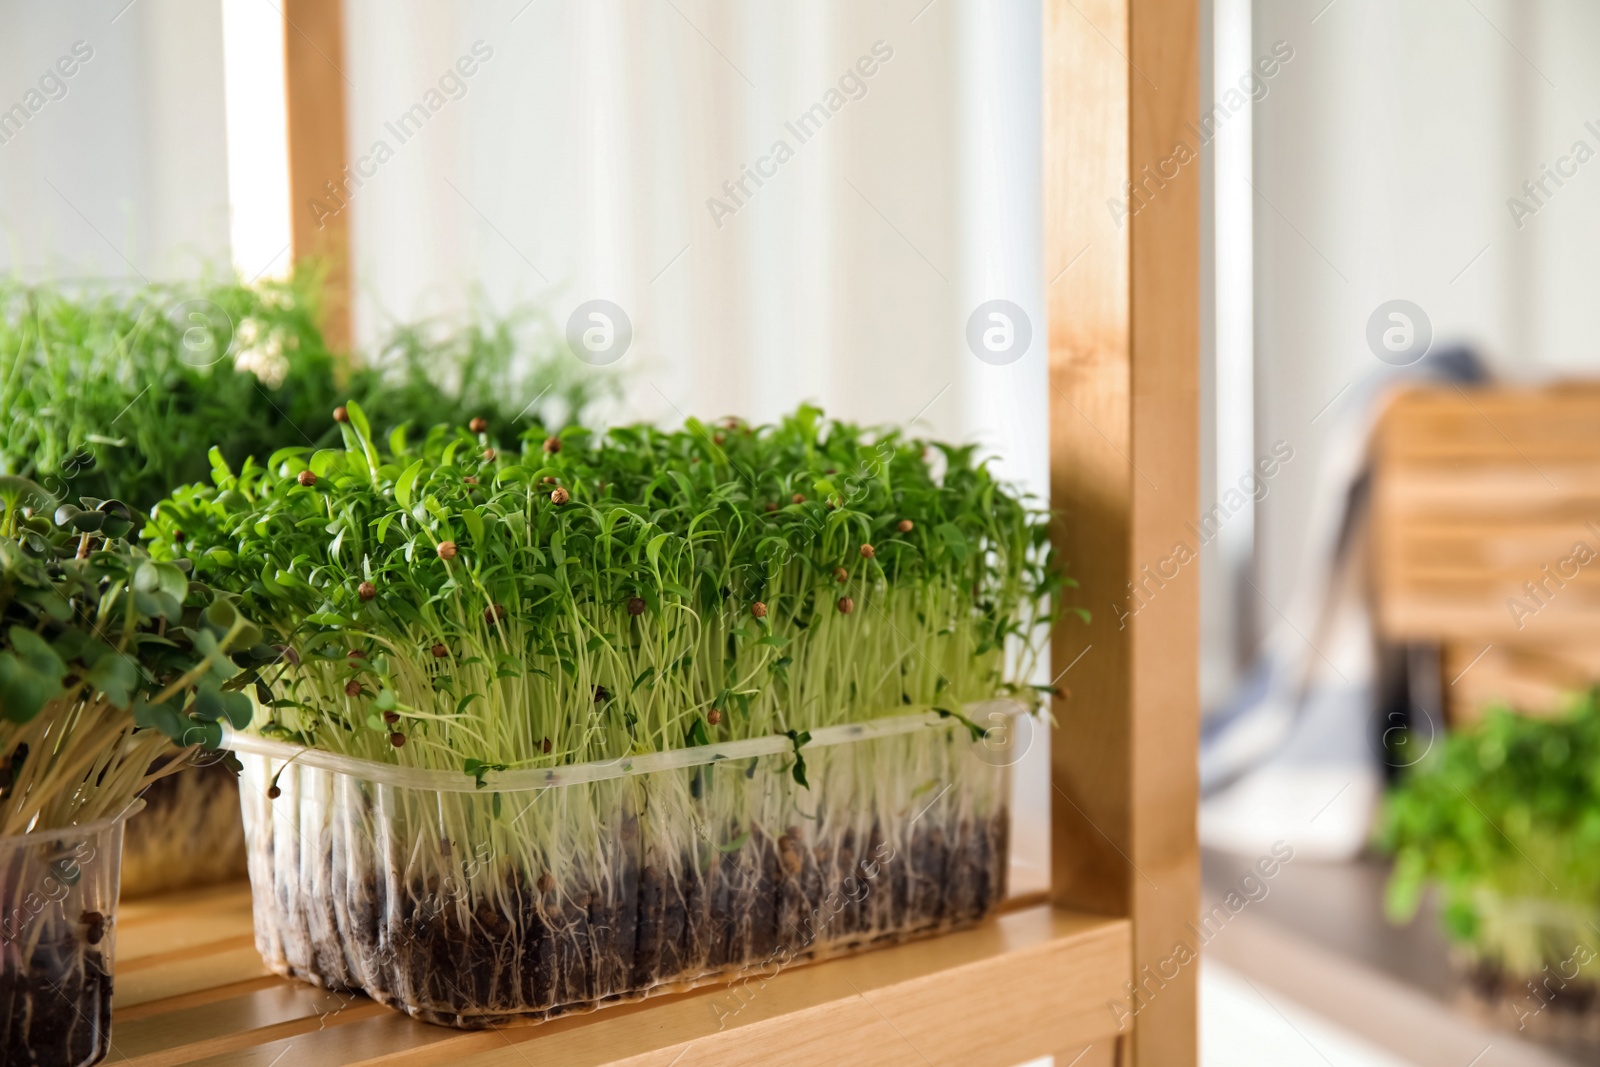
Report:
1247,0,1600,646
0,0,230,280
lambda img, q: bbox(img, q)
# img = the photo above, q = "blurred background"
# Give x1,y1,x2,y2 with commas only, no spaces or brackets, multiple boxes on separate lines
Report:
5,0,1600,1063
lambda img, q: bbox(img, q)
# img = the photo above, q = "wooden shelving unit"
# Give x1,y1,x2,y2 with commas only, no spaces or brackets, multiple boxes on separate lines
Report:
116,0,1200,1062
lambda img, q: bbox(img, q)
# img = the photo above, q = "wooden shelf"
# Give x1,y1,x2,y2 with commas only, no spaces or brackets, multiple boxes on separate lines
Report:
106,883,1129,1066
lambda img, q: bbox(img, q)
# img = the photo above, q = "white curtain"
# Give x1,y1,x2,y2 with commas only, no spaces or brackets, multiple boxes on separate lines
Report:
342,0,1042,464
342,0,1052,884
0,0,230,280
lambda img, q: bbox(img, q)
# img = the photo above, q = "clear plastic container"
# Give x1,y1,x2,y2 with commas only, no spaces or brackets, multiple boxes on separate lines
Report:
230,707,1017,1028
1450,890,1600,1036
0,800,143,1067
122,761,248,898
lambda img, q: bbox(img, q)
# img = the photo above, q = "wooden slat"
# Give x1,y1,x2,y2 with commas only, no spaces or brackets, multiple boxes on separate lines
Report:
283,0,352,353
1045,0,1200,1064
108,885,1129,1066
1375,385,1600,644
115,944,271,1010
1379,386,1600,460
1374,385,1600,722
1443,640,1600,726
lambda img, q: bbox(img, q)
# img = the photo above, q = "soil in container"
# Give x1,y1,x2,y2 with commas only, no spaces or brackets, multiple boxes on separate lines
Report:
240,718,1013,1028
0,803,137,1067
0,941,112,1066
1460,958,1600,1043
259,809,1007,1027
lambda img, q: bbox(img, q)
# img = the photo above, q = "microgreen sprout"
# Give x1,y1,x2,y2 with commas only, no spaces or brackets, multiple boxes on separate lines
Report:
149,402,1064,780
0,487,266,836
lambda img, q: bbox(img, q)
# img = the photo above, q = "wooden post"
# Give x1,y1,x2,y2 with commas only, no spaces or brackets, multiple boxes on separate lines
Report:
283,0,352,355
1045,0,1200,1063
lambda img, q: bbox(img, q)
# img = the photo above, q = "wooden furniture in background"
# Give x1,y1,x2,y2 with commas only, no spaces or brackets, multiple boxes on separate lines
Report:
110,1,1201,1062
283,0,351,353
1373,384,1600,723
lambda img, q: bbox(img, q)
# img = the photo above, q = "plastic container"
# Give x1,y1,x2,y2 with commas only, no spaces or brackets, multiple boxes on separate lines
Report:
1449,891,1600,1038
122,761,248,898
0,800,143,1067
231,707,1017,1028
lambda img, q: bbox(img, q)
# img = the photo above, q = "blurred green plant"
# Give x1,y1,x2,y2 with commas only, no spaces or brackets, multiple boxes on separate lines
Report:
0,271,614,510
1377,694,1600,971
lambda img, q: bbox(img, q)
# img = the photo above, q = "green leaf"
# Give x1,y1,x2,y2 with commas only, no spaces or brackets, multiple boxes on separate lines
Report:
0,476,54,513
344,399,373,442
135,560,188,605
0,628,67,723
132,695,184,738
208,446,232,483
935,522,969,562
785,728,812,789
463,757,507,789
395,459,425,510
646,533,669,570
685,717,711,747
188,680,233,724
934,705,985,742
85,652,139,708
715,830,751,854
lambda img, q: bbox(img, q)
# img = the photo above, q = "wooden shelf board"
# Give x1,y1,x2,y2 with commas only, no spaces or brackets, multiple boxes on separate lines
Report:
106,883,1129,1067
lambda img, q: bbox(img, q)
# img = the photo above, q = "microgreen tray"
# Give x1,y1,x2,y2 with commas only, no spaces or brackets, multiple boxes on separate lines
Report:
228,707,1016,1028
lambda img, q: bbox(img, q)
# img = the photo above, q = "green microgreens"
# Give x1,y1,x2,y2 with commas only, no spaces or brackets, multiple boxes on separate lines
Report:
1378,692,1600,976
0,485,268,835
0,272,615,510
145,402,1069,783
